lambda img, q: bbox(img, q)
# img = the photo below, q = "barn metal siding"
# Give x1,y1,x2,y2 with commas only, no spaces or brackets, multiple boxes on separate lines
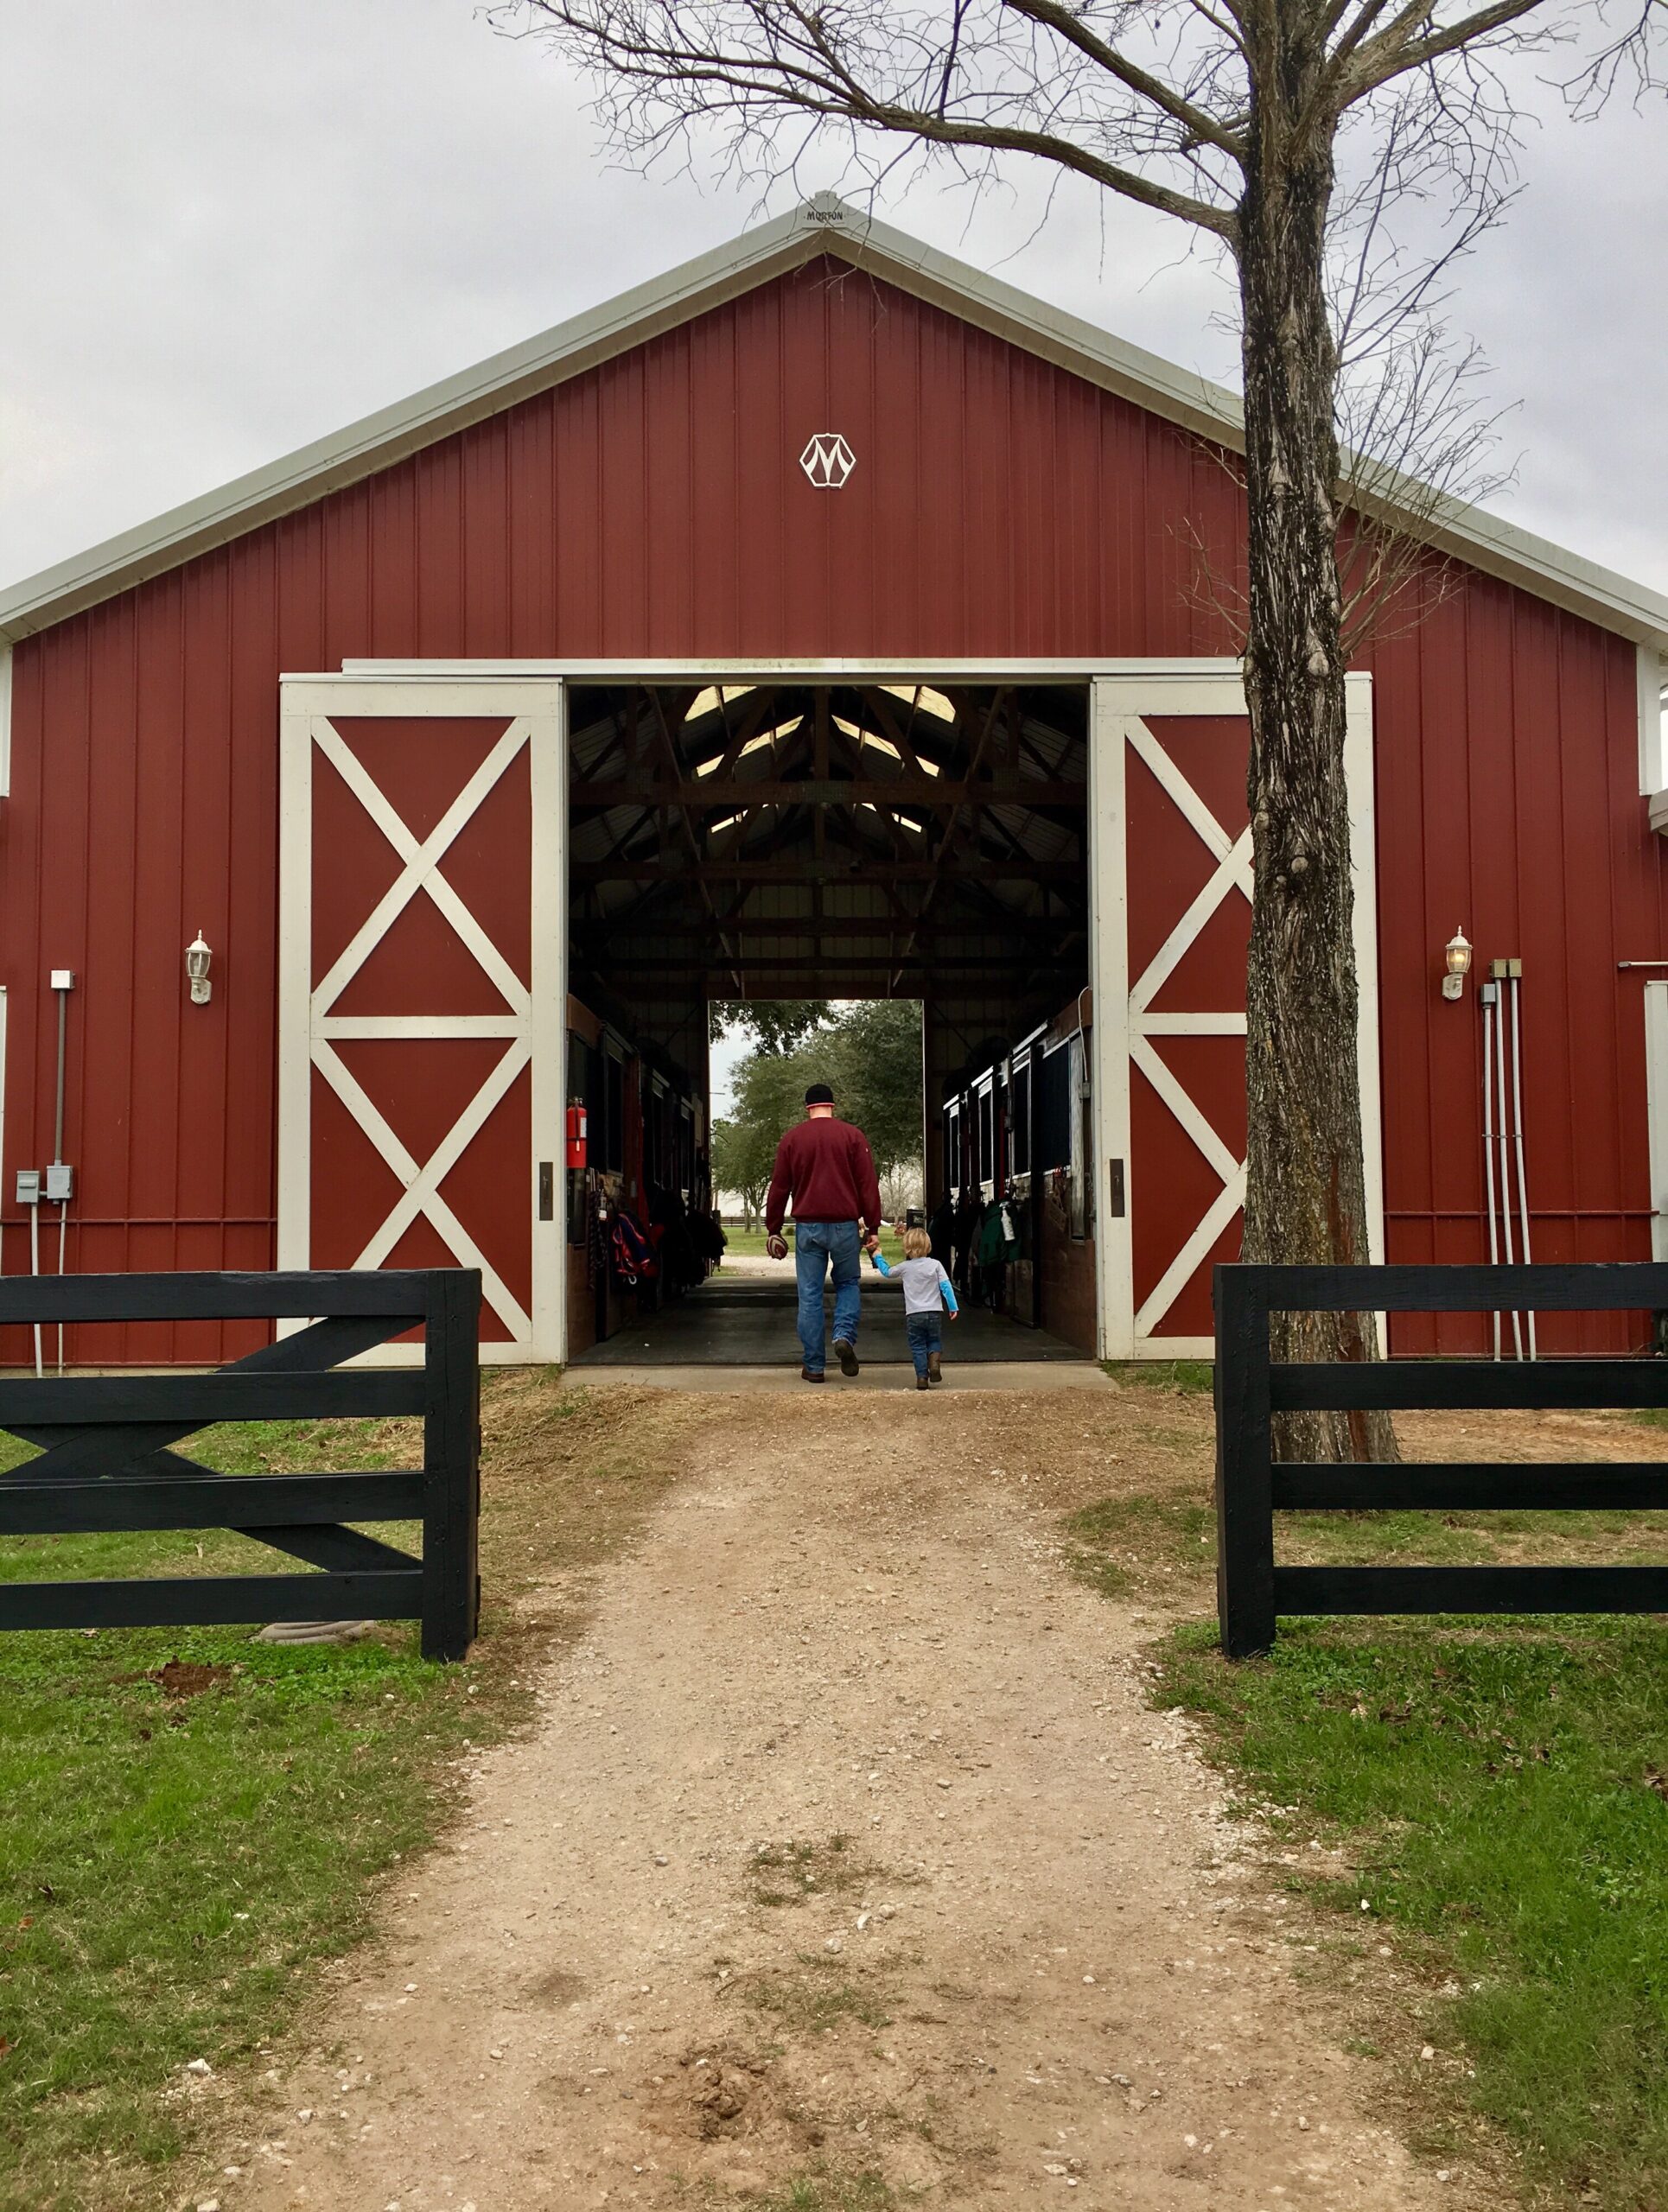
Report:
1365,575,1658,1353
0,256,1658,1360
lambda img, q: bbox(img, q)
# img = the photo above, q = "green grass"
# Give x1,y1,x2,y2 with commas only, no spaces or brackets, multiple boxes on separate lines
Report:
718,1224,776,1257
0,1599,521,2212
0,1419,417,1590
750,2171,897,2210
1157,1613,1668,2204
748,1834,862,1907
745,1834,920,1911
680,2166,898,2210
732,1954,894,2036
1062,1494,1215,1598
0,1415,448,2202
1100,1358,1214,1395
718,1224,889,1259
1066,1478,1668,1591
0,1381,687,2212
1282,1503,1668,1568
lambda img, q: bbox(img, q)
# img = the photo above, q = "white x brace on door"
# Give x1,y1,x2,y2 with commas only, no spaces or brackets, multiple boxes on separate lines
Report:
1089,670,1382,1359
277,678,568,1363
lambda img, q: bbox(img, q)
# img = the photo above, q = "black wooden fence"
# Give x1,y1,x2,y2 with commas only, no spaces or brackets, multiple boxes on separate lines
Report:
1215,1262,1668,1656
0,1269,481,1661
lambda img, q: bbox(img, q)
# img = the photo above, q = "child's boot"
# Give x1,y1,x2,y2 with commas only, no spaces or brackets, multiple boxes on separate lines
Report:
928,1350,942,1384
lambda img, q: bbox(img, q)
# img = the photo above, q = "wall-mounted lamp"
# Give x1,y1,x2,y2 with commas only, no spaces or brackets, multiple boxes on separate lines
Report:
186,931,213,1006
1442,925,1473,1001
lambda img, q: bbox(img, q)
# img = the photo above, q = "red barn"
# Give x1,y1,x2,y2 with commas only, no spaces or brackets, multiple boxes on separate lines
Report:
1,195,1665,1369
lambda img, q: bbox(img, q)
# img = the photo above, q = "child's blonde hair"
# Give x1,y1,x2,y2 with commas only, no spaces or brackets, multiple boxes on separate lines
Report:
901,1226,932,1259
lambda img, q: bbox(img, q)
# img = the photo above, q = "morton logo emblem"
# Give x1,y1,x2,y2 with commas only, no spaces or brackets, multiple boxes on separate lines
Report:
799,433,856,488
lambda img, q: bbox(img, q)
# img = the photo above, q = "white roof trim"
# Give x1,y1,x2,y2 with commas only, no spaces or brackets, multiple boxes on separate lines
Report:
3,193,1666,652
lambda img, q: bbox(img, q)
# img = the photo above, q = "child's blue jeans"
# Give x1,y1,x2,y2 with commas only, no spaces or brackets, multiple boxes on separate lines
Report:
906,1312,942,1379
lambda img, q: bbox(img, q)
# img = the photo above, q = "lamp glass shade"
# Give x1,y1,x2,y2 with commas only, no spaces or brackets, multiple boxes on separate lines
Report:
1444,928,1472,978
186,933,211,982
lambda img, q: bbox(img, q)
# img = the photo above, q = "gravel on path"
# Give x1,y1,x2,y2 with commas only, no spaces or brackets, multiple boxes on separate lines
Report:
228,1392,1479,2211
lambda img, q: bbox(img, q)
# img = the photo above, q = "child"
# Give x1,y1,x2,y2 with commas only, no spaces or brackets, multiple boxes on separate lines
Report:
870,1225,958,1389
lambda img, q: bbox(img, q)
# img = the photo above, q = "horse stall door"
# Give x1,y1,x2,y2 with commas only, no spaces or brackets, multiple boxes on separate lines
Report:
277,680,567,1363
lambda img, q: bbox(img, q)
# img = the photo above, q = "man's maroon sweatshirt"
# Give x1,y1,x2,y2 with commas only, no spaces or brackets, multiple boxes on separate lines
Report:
765,1116,883,1234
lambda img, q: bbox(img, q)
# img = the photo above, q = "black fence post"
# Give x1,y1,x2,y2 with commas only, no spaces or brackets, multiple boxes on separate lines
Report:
422,1269,482,1662
1215,1264,1275,1657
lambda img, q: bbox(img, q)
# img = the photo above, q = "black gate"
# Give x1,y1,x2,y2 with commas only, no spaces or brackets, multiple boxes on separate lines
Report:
1215,1262,1668,1657
0,1269,481,1661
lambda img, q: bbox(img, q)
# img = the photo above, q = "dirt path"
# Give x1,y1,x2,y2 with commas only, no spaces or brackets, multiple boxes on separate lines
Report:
229,1390,1462,2212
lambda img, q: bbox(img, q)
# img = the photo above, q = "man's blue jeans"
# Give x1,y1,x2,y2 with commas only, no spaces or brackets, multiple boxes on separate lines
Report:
795,1219,862,1373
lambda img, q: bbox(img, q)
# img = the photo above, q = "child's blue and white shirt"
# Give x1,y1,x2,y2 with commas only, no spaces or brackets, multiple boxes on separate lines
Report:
872,1252,958,1315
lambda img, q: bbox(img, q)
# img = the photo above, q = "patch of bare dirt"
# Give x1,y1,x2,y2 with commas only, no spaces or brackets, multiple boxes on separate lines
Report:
114,1659,233,1699
220,1387,1504,2211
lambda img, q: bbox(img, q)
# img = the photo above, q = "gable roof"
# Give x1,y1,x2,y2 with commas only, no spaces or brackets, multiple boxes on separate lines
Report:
3,194,1665,652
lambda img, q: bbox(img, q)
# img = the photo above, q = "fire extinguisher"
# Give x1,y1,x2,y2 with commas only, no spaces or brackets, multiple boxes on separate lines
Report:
566,1099,589,1172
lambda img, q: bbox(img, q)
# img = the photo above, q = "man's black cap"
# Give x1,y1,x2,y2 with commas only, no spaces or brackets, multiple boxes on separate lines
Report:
804,1082,834,1105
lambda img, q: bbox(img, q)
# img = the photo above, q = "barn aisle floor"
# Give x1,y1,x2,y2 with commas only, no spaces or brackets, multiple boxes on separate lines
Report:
570,1271,1088,1368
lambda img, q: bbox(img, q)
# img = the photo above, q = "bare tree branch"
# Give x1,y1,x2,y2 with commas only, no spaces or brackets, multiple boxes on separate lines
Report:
996,0,1247,154
1565,0,1668,106
1340,0,1557,100
831,107,1239,230
512,0,1245,234
1324,0,1392,44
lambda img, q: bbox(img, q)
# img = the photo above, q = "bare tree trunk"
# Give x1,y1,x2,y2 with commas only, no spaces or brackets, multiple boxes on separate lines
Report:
1236,30,1397,1465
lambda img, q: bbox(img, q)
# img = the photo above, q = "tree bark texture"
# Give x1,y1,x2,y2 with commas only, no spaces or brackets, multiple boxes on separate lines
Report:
1235,21,1398,1464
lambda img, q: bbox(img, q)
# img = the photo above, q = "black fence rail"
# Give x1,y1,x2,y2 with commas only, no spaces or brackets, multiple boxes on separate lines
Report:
0,1269,481,1661
1214,1262,1668,1656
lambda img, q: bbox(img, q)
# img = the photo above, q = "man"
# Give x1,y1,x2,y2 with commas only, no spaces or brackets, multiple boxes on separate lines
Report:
764,1082,883,1381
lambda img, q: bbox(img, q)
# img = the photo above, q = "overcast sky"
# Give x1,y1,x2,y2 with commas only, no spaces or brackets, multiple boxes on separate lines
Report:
2,0,1665,600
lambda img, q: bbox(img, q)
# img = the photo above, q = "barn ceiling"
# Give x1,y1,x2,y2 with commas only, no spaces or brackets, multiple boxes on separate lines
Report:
567,683,1090,1006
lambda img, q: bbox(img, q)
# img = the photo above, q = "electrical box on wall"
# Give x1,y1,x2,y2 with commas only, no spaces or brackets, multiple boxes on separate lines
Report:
45,1164,73,1202
49,969,75,992
15,1169,39,1206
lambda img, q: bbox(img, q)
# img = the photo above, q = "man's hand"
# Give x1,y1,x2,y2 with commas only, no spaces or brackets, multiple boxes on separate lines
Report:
766,1234,789,1262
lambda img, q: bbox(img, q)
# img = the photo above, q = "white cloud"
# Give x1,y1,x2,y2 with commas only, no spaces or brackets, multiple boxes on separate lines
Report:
2,1,1664,596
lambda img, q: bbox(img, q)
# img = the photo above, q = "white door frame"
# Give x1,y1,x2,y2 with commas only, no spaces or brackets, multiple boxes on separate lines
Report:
1088,669,1381,1360
302,657,1382,1363
277,677,568,1364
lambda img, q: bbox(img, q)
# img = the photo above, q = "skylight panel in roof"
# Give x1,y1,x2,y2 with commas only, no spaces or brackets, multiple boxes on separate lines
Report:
685,684,755,721
882,683,956,725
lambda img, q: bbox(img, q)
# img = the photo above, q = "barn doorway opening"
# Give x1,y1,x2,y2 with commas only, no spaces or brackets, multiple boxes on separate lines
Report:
562,680,1095,1368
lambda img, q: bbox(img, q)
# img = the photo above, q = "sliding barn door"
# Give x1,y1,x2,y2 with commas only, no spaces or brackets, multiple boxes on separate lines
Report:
277,679,567,1363
1091,672,1380,1359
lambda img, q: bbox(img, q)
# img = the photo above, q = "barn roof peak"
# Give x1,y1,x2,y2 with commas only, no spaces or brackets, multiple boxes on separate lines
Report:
1,194,1665,652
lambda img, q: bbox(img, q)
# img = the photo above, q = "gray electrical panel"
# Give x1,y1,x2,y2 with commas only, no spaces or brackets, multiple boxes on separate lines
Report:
15,1169,40,1206
44,1163,74,1202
